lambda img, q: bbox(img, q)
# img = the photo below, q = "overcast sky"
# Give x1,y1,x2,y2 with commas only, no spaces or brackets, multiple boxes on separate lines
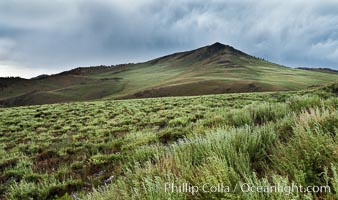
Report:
1,0,338,78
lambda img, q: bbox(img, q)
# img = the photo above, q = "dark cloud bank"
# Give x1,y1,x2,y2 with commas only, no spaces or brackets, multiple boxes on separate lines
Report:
1,0,338,78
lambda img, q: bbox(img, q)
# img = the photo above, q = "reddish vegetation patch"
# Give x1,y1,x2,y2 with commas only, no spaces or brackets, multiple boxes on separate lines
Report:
0,159,17,172
34,150,62,172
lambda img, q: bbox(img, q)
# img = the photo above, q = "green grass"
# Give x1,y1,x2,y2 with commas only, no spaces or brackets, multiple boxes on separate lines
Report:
0,82,337,199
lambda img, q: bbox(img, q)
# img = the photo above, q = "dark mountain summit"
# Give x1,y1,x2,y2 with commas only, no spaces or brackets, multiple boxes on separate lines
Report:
208,42,226,51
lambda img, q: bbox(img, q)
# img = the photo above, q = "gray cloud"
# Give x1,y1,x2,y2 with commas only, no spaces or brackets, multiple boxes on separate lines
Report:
1,0,338,78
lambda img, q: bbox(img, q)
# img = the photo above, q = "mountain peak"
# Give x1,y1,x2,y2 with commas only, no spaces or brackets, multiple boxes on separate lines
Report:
204,42,227,54
211,42,225,46
209,42,226,49
204,42,248,57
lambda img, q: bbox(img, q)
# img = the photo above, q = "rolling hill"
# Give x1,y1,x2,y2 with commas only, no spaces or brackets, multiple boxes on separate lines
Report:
1,42,337,107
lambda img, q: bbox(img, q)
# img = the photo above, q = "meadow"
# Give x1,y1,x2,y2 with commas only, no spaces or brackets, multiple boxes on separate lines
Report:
0,82,337,199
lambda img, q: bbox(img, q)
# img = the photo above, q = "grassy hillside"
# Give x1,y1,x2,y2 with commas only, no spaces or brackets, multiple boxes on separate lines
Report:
1,43,337,107
0,83,337,199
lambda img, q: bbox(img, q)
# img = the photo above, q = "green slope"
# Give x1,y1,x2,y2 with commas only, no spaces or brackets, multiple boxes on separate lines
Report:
1,42,337,107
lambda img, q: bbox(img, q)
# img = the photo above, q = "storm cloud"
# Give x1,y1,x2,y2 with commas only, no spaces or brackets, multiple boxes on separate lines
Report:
1,0,338,78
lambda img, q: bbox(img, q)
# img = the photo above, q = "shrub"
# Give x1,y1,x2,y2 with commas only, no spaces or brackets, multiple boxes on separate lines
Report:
288,95,321,112
271,108,338,187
